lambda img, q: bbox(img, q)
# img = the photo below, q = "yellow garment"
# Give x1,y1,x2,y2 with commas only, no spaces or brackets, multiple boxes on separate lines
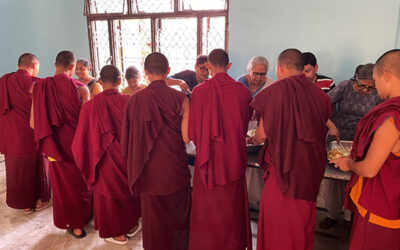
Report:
48,156,56,162
90,81,103,99
350,176,400,229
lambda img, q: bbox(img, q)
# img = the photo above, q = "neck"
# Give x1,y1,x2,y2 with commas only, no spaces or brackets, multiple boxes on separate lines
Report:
211,69,227,77
55,69,71,77
103,85,119,90
78,75,93,82
17,67,32,75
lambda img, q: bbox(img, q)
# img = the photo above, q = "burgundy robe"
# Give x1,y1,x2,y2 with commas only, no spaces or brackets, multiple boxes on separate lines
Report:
344,96,400,250
0,69,50,209
250,74,330,250
32,73,91,229
188,73,253,250
121,80,191,250
72,89,141,238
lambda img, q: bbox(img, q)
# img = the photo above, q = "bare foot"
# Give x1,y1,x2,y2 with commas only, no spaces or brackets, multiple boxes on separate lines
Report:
114,235,127,241
24,208,33,214
73,229,83,236
35,199,49,209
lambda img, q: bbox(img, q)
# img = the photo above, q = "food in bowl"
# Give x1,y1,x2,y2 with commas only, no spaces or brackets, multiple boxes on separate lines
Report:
327,148,349,160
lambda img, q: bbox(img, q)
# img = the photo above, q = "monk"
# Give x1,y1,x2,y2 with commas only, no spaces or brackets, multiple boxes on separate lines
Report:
188,49,253,250
0,53,51,213
121,52,191,250
31,51,91,239
331,49,400,250
251,49,331,250
72,65,141,245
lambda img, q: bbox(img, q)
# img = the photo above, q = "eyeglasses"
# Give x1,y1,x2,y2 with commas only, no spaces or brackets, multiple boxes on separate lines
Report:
198,66,208,71
355,80,375,91
252,72,267,77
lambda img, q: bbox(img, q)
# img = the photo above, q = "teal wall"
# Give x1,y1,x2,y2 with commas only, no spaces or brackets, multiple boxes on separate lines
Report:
1,0,399,83
0,0,89,77
229,0,400,83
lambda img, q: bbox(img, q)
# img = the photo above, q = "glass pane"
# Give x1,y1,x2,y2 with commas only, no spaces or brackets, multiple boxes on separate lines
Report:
156,18,197,75
132,0,174,13
180,0,226,11
202,17,226,54
89,0,127,14
114,19,152,85
90,21,111,78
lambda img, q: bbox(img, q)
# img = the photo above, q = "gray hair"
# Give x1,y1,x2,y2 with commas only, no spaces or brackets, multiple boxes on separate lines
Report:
247,56,269,73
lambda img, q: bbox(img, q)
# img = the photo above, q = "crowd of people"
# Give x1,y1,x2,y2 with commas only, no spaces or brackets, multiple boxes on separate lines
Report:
0,47,399,250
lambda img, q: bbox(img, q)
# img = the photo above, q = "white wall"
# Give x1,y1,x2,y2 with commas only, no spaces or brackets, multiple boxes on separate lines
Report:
1,0,400,83
228,0,400,83
0,0,90,77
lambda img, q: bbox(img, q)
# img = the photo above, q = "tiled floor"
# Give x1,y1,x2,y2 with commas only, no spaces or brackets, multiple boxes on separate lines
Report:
0,155,349,250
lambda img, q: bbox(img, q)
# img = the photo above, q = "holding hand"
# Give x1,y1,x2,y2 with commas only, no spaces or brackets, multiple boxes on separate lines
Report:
329,156,352,172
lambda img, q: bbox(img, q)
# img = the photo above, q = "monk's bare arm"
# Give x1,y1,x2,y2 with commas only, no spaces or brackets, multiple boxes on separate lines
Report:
78,86,90,104
30,102,34,129
332,119,399,177
181,96,190,143
253,117,266,145
167,78,190,92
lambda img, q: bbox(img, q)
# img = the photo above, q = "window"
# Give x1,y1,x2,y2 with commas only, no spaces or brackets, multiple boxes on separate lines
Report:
84,0,229,79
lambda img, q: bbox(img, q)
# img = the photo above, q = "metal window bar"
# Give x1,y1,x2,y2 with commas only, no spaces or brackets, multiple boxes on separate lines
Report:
85,0,229,77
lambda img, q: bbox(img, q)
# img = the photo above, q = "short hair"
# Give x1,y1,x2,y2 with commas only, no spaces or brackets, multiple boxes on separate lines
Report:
277,48,304,71
356,63,374,81
208,49,229,68
76,58,92,69
301,52,317,67
100,65,121,84
195,55,208,66
55,51,76,68
247,56,269,73
125,66,139,80
144,52,169,75
18,53,38,67
375,49,400,79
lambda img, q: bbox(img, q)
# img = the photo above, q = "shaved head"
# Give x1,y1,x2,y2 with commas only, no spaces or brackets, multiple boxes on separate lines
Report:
208,49,229,67
144,52,169,75
100,65,121,85
374,49,400,78
55,51,76,68
277,48,304,71
18,53,38,67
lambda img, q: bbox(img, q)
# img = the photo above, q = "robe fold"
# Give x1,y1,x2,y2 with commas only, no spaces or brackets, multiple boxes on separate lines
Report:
188,72,253,250
344,96,400,250
72,89,141,238
0,69,50,209
33,73,91,229
121,80,191,250
250,74,330,250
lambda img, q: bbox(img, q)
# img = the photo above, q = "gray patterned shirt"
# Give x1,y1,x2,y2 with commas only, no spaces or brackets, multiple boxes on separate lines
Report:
328,80,381,140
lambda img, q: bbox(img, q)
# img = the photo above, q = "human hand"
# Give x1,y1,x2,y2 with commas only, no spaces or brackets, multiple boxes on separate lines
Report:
329,156,352,172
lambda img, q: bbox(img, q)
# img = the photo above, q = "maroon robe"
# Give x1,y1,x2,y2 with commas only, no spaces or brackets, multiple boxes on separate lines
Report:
32,73,91,229
121,80,191,250
72,89,141,238
344,96,400,250
250,74,330,250
0,69,50,209
188,72,253,250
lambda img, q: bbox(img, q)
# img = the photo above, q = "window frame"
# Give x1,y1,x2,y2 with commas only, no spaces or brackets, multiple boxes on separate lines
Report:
84,0,229,77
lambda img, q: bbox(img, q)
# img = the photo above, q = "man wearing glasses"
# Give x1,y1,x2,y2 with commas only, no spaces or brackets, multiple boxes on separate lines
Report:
237,56,274,98
167,55,209,92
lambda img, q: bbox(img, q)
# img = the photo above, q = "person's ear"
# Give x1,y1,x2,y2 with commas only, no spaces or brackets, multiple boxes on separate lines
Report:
116,78,122,86
383,70,391,82
226,62,232,70
99,78,105,87
315,64,319,72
